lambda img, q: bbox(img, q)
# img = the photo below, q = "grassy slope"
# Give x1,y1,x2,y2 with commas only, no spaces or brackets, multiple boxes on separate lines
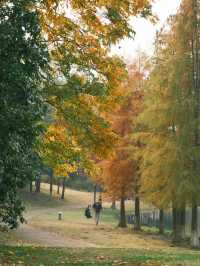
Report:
0,184,200,265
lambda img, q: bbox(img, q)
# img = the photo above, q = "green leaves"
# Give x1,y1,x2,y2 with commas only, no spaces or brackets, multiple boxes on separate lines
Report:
107,8,122,23
0,0,49,228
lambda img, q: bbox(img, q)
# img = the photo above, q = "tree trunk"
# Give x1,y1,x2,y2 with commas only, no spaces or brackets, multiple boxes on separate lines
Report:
190,0,200,249
93,184,97,204
134,196,141,231
159,209,164,234
172,205,176,238
30,181,33,193
57,181,60,194
61,178,66,200
191,198,199,248
180,203,186,240
35,176,41,193
111,201,116,209
118,197,127,228
49,170,53,196
153,211,156,227
172,204,182,244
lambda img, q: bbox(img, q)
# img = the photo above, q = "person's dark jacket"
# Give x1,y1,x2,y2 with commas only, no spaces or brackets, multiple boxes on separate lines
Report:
85,207,92,218
93,202,102,213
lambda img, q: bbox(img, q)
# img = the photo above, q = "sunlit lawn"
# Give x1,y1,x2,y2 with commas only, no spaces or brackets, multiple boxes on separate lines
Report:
0,184,200,266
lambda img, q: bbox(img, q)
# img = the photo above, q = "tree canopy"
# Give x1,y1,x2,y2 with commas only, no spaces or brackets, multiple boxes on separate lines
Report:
0,0,154,227
0,0,48,228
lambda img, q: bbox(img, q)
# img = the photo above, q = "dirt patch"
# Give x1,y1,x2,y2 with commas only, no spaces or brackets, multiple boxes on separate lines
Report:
15,223,99,248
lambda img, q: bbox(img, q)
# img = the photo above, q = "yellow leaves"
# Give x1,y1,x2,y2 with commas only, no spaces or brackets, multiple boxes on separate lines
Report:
87,47,98,55
38,0,154,49
54,163,76,177
37,0,154,186
40,118,79,175
49,135,55,141
45,123,67,144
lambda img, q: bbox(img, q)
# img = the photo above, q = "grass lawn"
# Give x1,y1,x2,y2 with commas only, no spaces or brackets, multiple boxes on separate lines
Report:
1,246,200,266
0,184,200,265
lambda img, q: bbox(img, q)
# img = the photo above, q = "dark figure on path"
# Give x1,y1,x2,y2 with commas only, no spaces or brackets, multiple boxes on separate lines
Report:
85,205,92,218
93,199,102,225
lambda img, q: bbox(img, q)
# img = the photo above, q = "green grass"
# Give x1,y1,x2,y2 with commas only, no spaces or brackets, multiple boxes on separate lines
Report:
1,185,200,265
1,246,200,266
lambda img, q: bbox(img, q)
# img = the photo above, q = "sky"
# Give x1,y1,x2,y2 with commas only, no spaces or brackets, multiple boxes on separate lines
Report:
112,0,181,62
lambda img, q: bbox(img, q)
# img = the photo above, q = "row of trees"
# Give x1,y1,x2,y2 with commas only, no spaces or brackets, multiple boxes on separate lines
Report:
98,0,200,248
30,168,95,200
0,0,153,228
4,0,200,251
140,0,200,248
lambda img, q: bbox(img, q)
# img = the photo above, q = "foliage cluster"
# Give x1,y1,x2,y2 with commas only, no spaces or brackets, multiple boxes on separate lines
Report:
0,0,153,227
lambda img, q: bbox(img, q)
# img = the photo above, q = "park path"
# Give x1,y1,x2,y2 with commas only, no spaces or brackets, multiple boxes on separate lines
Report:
11,188,177,251
12,186,98,248
15,223,99,248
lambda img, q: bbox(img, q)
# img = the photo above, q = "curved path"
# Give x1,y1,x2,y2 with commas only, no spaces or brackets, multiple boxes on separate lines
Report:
15,223,99,248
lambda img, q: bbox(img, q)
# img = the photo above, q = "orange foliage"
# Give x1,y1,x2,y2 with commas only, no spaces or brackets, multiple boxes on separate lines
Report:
98,62,145,201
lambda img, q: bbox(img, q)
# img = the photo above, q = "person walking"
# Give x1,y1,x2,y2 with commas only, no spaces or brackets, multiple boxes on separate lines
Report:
93,198,102,225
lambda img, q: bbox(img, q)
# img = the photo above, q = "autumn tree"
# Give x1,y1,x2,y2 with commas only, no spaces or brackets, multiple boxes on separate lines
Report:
37,1,154,192
137,25,192,243
100,61,146,228
40,120,82,199
137,0,200,246
100,98,137,228
129,55,148,231
0,0,154,226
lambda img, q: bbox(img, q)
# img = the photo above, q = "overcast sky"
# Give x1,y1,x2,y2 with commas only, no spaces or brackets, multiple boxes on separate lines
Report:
112,0,181,62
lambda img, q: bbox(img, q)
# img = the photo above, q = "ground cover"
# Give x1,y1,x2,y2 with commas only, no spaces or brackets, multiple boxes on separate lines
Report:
0,246,200,266
0,184,200,265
